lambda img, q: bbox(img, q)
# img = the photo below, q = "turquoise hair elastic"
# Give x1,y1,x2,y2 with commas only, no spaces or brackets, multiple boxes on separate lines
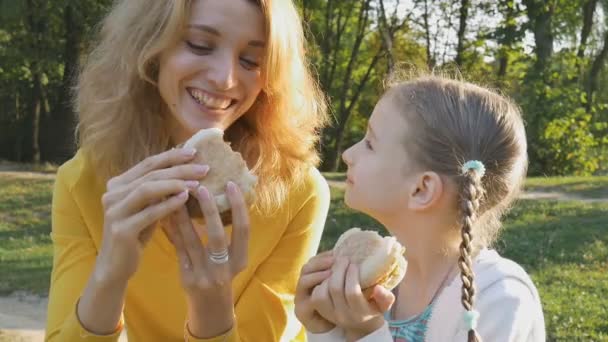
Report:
463,309,480,330
461,160,486,178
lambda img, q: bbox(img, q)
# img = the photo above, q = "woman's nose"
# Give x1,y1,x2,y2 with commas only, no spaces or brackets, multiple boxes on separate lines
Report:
207,55,237,90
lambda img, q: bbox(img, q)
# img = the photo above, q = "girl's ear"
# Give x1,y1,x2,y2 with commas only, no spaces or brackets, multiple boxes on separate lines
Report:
408,171,444,211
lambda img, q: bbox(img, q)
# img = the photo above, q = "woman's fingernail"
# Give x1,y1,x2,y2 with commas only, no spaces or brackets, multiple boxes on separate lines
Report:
182,148,197,156
198,186,210,200
185,180,199,189
193,164,210,175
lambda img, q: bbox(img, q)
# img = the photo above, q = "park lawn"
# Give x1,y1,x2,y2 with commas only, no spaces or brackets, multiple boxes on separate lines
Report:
0,172,606,340
0,175,54,296
524,175,608,199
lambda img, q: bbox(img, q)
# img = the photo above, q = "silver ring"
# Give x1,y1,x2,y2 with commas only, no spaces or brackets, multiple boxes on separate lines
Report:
208,249,229,264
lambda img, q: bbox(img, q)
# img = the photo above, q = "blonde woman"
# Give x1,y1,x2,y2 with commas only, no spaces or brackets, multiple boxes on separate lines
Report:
45,0,330,341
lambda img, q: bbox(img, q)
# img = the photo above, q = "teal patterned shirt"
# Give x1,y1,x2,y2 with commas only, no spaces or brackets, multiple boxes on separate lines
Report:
383,302,435,342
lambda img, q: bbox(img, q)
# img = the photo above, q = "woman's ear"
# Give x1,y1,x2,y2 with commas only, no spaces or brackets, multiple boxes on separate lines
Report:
408,171,444,211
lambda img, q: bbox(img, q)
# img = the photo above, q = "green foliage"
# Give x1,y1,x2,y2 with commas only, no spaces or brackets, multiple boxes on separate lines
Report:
516,51,607,175
1,0,608,174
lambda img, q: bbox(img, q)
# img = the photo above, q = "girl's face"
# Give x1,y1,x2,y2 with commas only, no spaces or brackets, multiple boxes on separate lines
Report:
342,95,420,220
158,0,265,144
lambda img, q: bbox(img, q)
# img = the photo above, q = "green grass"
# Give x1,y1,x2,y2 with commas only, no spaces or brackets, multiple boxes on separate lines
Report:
0,171,607,340
524,175,608,199
0,174,54,296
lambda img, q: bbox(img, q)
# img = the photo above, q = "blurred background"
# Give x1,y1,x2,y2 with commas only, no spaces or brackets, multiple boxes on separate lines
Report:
0,1,606,341
1,0,607,174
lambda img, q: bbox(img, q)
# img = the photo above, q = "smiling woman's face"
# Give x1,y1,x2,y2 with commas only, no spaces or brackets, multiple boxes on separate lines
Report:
158,0,265,144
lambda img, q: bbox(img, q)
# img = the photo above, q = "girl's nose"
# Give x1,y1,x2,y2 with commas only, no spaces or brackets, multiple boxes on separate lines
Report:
342,146,353,166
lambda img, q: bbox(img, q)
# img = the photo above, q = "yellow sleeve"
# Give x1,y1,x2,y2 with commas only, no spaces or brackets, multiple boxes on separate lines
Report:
45,163,124,341
186,169,331,342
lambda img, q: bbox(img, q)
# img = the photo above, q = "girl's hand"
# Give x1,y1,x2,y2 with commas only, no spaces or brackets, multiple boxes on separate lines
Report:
164,182,250,338
311,258,395,340
96,147,207,285
294,251,336,333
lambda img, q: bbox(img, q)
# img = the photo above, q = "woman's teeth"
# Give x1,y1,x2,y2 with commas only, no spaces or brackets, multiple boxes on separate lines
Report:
189,89,232,110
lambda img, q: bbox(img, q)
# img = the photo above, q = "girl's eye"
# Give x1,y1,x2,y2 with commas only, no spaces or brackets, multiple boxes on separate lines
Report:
365,139,373,150
186,41,212,53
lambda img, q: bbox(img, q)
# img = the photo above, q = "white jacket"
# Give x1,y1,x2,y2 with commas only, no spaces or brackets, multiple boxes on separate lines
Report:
306,249,545,342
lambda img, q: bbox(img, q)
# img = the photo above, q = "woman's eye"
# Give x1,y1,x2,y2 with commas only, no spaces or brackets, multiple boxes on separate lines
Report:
365,140,373,150
186,41,212,53
240,57,259,69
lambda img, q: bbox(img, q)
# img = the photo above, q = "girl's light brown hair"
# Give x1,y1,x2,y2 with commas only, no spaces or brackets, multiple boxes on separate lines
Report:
386,74,528,341
75,0,328,213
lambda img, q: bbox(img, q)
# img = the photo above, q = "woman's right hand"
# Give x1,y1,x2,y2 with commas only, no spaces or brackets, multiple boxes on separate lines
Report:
94,147,209,285
295,251,336,334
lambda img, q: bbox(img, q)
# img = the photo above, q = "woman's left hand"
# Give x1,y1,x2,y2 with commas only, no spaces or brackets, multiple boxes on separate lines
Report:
163,181,250,339
311,258,395,341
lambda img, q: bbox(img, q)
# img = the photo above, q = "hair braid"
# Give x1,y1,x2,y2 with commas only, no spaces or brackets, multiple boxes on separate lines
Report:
459,169,484,342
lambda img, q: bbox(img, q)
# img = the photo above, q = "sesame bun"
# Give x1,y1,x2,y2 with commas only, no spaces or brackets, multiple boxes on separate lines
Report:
333,228,407,297
181,128,257,225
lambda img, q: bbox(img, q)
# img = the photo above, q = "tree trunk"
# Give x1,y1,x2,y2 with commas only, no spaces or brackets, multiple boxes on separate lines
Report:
327,47,382,171
44,3,80,162
324,0,372,171
378,0,394,75
422,0,434,69
30,71,42,163
577,0,598,59
497,0,517,79
454,0,470,66
25,0,44,163
523,0,555,73
586,29,608,113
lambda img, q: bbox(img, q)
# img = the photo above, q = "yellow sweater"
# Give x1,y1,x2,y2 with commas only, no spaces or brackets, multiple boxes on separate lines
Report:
45,150,330,342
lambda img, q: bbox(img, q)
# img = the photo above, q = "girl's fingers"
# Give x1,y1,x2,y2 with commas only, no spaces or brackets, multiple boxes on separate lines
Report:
344,263,367,312
226,182,250,273
312,279,335,322
328,258,349,311
301,254,335,275
174,205,206,270
296,270,332,297
108,147,197,188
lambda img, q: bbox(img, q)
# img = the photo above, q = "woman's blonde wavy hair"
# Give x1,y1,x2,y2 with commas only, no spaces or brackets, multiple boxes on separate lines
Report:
75,0,328,214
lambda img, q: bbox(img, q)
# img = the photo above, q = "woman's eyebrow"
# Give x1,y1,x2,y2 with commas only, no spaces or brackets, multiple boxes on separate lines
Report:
187,24,265,48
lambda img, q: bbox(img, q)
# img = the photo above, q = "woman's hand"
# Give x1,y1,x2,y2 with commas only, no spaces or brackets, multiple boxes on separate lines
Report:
96,147,208,285
77,147,208,335
311,258,395,341
294,251,336,334
164,182,250,339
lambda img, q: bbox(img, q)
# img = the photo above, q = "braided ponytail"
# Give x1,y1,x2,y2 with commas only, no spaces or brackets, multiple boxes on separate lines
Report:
458,166,484,342
385,76,529,341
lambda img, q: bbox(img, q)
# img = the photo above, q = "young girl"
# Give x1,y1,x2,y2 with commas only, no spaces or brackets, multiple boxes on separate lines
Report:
295,75,545,341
